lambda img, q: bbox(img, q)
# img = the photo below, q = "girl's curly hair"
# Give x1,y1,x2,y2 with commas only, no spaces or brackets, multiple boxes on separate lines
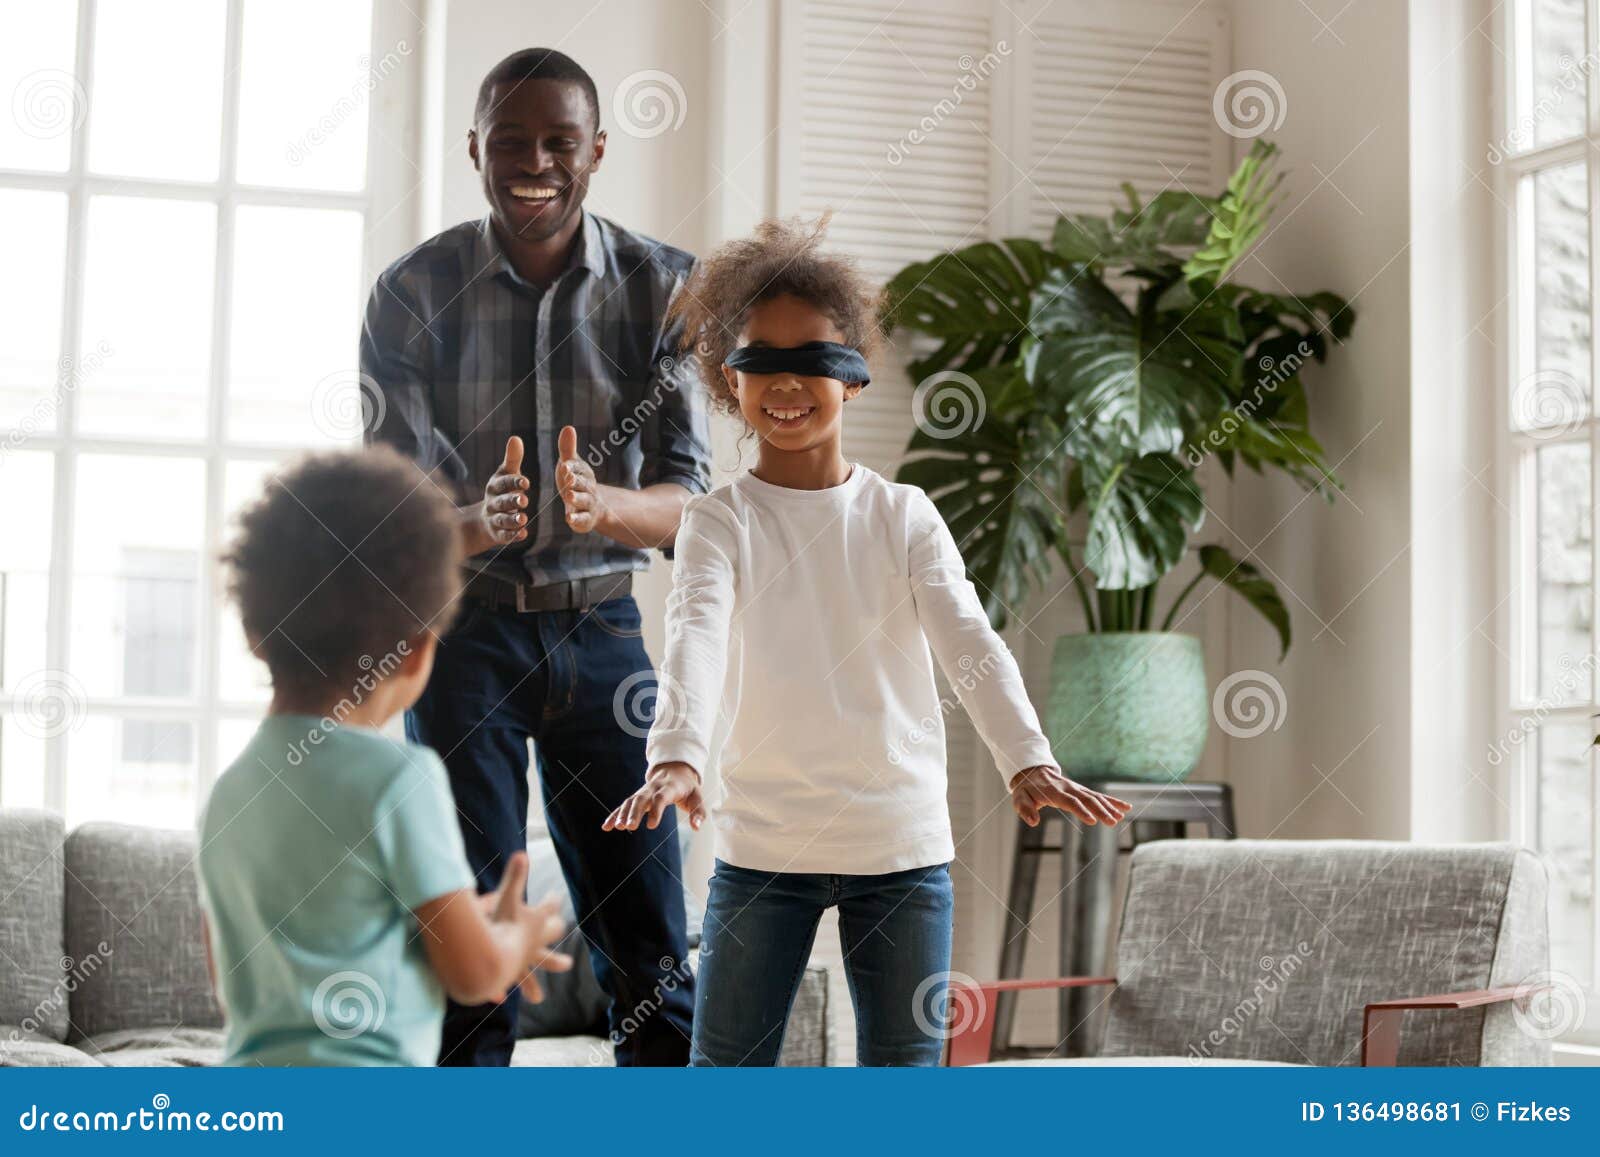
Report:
667,215,883,416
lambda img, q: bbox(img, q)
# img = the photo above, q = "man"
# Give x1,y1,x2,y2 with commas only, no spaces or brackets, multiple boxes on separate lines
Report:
361,48,708,1067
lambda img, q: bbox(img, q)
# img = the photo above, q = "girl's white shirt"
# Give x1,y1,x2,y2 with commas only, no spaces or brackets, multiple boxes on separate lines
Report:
645,464,1057,875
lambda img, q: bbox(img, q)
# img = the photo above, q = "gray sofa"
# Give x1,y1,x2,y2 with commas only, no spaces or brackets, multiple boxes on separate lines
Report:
0,809,829,1067
955,839,1555,1066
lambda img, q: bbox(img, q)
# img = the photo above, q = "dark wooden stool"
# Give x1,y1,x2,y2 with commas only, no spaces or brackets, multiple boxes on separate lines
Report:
993,780,1236,1057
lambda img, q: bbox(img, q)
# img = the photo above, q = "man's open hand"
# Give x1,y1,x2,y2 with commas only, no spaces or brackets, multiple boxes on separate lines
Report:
555,425,607,534
602,761,706,832
466,435,530,556
1009,766,1131,828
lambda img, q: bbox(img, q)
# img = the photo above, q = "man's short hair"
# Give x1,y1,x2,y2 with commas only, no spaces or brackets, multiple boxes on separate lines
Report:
223,447,461,698
475,48,599,130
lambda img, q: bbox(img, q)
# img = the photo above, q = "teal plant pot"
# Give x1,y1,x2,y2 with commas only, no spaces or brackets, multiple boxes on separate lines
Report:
1046,632,1209,783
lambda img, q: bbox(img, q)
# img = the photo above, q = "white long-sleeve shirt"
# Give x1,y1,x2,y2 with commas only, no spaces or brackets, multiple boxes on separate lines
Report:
645,464,1058,874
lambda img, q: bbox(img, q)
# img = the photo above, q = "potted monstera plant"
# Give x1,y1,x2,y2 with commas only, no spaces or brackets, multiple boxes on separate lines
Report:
884,141,1354,782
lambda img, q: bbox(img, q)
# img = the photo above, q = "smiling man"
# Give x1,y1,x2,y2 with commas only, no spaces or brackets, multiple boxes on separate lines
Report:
359,49,708,1067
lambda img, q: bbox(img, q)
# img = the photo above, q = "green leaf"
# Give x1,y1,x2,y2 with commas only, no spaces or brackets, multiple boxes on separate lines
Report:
895,367,1068,629
1083,454,1205,590
1199,544,1291,658
881,239,1056,379
1026,268,1239,459
1183,140,1285,283
1191,378,1342,497
1053,187,1216,273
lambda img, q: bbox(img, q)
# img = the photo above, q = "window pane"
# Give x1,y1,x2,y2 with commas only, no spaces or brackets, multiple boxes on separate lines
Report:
218,458,280,703
70,455,204,700
85,0,225,180
1521,0,1589,149
78,196,216,438
1518,163,1592,431
0,730,48,810
0,1,78,170
65,715,196,828
1536,442,1593,703
217,715,262,770
227,206,366,445
0,450,55,691
236,0,376,191
0,189,68,432
1538,718,1594,986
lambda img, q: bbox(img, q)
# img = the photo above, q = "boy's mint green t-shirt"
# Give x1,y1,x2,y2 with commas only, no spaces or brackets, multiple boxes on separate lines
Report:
196,715,474,1066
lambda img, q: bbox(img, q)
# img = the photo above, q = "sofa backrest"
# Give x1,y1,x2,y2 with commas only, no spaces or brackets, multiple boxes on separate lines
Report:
1102,839,1551,1066
0,810,68,1042
62,822,221,1041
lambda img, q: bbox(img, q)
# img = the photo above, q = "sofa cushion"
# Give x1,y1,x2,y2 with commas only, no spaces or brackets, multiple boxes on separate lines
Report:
0,810,68,1041
63,823,221,1041
0,1025,99,1067
1102,840,1551,1067
79,1026,224,1067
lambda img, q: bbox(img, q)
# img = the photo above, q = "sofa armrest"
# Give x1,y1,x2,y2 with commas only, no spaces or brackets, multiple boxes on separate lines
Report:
1361,984,1546,1066
945,976,1117,1066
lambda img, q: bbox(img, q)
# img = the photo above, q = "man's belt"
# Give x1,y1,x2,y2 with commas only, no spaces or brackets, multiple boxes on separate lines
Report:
464,570,632,613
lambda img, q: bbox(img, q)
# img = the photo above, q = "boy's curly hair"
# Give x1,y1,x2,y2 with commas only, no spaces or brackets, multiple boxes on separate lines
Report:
222,447,461,699
667,215,883,416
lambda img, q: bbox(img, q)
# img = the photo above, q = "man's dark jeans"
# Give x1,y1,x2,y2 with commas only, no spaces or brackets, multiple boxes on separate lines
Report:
407,594,693,1066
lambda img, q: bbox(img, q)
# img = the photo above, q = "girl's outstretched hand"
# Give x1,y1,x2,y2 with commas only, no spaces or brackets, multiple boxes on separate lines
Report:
603,761,707,832
1009,766,1131,828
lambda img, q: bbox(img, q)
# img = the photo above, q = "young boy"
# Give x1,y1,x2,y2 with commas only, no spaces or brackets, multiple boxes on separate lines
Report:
198,447,571,1066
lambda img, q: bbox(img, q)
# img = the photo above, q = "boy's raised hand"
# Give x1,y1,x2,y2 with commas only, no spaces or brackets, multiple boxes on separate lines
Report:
485,851,574,1003
602,761,707,832
1009,766,1131,828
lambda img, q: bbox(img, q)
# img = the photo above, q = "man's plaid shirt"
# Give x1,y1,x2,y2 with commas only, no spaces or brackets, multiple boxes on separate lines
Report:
360,211,711,586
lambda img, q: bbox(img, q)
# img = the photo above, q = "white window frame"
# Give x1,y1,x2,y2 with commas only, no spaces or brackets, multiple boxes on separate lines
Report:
1497,0,1600,1046
0,0,422,822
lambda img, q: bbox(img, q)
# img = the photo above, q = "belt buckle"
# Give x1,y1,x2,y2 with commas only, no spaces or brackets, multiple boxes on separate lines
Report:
514,583,533,614
573,578,592,612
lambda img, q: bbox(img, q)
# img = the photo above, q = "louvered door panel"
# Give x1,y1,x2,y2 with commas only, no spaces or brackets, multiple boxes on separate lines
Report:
778,0,1002,476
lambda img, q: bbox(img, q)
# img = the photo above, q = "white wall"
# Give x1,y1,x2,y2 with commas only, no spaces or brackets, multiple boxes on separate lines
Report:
1223,0,1414,841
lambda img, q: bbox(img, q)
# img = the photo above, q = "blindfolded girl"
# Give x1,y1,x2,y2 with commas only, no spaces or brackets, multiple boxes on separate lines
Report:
603,216,1129,1066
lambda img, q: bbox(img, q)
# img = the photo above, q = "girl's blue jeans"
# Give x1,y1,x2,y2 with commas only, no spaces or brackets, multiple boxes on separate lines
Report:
690,859,954,1066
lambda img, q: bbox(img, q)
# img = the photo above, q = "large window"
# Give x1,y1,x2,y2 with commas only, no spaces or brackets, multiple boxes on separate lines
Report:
1502,0,1600,1041
0,0,412,827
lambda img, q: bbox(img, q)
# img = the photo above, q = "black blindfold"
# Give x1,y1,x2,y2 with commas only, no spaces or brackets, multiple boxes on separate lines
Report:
723,341,870,387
